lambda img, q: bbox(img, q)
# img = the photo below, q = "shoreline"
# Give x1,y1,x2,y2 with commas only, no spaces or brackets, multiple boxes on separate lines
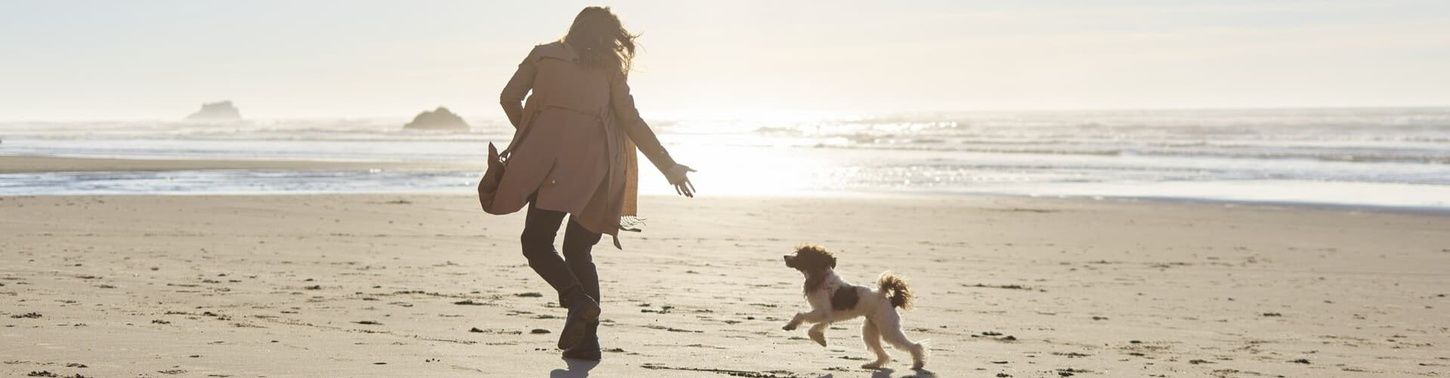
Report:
0,154,435,173
3,189,1449,218
2,155,1447,217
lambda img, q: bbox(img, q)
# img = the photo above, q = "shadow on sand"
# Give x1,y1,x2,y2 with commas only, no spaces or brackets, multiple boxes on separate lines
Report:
817,367,937,378
549,358,936,378
549,358,599,378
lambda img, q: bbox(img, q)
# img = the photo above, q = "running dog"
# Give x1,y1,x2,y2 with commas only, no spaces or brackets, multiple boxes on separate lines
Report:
782,244,926,370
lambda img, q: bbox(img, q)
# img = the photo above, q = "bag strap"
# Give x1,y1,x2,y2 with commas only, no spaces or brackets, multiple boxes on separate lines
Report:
500,104,602,159
499,108,540,160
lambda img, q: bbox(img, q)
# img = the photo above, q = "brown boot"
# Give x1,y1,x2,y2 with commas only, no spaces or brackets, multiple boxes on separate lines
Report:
557,288,600,350
562,321,601,361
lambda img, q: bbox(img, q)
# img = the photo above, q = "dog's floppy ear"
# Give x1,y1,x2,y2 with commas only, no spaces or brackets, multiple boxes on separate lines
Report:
794,244,838,272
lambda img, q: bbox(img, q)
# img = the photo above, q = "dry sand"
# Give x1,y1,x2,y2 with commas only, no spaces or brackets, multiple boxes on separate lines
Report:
1,193,1448,377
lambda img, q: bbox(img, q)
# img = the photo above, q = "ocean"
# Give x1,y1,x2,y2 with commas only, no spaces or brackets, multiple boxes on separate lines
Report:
2,107,1448,210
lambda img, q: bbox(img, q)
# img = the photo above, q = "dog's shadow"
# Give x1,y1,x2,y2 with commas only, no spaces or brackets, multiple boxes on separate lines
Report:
817,368,938,378
548,358,598,378
890,368,937,378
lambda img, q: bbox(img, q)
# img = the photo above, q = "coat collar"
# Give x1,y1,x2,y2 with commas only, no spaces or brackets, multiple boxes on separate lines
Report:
534,41,578,62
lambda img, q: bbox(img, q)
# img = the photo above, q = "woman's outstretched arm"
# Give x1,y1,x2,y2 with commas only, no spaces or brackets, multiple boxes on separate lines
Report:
609,77,672,172
610,76,695,196
499,47,539,128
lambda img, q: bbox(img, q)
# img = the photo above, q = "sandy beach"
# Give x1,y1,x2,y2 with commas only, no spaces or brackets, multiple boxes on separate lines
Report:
6,1,1449,376
2,189,1447,377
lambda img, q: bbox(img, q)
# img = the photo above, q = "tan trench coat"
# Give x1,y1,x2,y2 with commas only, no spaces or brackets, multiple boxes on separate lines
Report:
494,42,676,248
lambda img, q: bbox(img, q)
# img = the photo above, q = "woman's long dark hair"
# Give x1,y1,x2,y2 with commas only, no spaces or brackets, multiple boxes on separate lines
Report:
564,6,638,77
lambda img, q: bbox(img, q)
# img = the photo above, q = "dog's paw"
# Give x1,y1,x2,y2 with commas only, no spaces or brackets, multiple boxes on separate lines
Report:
861,361,886,370
809,330,827,347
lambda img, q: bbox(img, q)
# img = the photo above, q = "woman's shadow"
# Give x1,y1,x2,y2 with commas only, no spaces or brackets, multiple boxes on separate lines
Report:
549,358,599,378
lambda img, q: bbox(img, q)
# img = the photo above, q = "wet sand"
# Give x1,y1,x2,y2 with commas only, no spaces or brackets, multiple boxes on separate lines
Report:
1,194,1447,377
0,155,433,174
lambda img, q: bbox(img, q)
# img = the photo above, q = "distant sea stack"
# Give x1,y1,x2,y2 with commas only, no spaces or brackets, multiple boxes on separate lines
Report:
186,101,242,121
403,107,469,131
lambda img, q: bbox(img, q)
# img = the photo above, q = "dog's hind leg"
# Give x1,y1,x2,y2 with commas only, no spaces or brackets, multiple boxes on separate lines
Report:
860,318,891,369
877,311,926,370
807,322,831,347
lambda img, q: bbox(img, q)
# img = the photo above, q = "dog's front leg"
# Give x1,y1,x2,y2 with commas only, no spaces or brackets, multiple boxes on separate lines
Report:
783,309,827,331
782,312,806,331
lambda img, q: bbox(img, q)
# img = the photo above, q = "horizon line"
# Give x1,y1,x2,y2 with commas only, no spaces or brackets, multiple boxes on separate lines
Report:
2,104,1448,123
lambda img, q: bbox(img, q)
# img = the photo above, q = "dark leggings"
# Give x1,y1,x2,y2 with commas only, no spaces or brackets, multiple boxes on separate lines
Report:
520,201,602,303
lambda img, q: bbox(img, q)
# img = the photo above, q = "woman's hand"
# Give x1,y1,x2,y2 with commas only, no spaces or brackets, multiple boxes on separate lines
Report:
666,164,696,198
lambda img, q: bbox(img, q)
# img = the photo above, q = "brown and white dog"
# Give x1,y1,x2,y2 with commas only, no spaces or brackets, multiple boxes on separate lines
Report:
782,244,926,370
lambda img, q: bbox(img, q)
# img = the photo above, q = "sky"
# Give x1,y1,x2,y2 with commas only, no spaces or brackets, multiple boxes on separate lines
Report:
2,0,1449,120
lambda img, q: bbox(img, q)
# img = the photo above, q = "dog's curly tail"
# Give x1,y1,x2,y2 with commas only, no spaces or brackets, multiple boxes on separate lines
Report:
877,271,913,310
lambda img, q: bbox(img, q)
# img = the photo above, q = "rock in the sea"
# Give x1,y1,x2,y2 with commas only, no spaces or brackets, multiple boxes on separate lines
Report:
404,107,469,131
186,101,242,121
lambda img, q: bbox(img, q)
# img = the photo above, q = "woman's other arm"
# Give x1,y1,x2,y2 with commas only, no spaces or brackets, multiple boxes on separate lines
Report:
499,47,540,128
610,76,695,197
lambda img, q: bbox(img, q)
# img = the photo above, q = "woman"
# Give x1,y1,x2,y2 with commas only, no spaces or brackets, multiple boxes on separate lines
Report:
492,7,695,361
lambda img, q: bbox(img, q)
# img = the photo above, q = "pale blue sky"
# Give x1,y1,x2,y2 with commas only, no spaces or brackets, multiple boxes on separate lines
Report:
2,0,1448,120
